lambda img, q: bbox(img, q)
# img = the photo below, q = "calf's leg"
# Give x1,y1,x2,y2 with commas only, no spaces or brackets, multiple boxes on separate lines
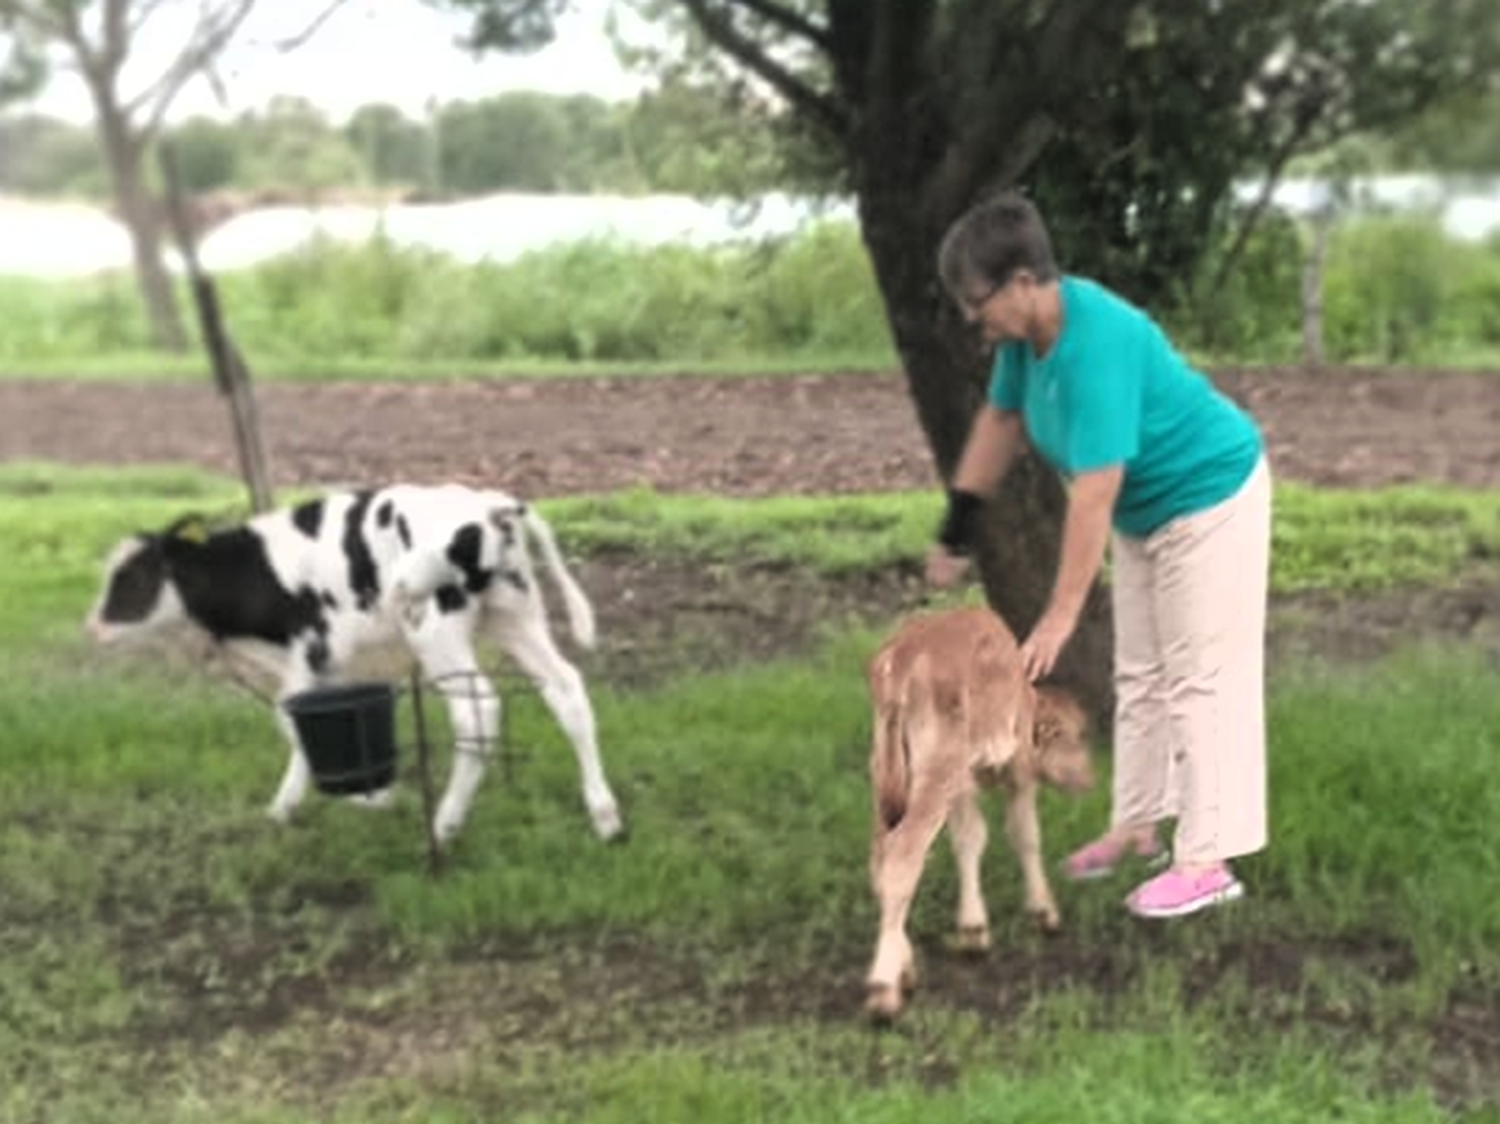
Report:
866,794,947,1021
1004,785,1061,931
947,791,991,951
404,621,500,845
267,658,321,823
500,620,623,841
430,669,500,845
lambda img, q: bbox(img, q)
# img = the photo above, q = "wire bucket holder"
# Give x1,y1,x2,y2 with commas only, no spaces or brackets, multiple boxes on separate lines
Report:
425,669,531,781
279,668,532,875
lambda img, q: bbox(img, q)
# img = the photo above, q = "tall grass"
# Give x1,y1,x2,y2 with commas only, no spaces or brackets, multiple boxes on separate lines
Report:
0,223,896,374
5,215,1500,375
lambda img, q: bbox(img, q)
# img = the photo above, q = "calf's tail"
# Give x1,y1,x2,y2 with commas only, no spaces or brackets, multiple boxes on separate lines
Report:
517,505,597,649
872,705,910,830
871,652,930,831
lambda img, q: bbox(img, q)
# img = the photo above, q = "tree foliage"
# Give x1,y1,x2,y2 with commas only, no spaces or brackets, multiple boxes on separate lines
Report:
4,87,808,200
434,0,1500,717
0,0,263,349
0,20,43,104
1379,87,1500,174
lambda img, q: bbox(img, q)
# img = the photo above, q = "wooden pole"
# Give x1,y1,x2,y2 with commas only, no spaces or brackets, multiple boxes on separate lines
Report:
158,143,275,514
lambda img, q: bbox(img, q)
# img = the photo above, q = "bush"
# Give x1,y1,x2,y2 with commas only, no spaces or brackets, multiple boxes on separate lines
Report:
1168,208,1305,363
6,210,1500,371
1321,214,1463,363
221,226,891,365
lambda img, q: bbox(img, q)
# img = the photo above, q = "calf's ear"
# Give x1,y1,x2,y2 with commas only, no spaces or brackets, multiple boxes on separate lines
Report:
1033,685,1091,752
1033,685,1095,793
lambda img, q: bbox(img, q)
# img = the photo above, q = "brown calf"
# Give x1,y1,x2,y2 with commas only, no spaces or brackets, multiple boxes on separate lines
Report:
864,606,1095,1021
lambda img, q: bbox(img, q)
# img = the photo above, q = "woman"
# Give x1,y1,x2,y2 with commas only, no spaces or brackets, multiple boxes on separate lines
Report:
926,190,1272,919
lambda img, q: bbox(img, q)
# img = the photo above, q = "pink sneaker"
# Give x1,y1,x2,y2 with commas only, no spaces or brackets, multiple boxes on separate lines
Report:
1125,865,1244,918
1062,833,1166,881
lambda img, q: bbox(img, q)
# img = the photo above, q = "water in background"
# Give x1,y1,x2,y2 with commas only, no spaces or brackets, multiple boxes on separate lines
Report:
0,192,855,278
3,177,1498,279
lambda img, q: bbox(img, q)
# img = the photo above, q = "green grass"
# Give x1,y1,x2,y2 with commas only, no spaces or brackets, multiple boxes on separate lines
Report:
4,464,1500,1122
8,463,1497,617
545,487,939,575
546,481,1500,587
1273,481,1500,591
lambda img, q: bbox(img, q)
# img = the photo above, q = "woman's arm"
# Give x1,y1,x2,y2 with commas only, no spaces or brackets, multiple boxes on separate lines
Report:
1020,464,1123,681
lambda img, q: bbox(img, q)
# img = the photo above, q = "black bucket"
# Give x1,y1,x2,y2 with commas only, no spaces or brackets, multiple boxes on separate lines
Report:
282,681,399,796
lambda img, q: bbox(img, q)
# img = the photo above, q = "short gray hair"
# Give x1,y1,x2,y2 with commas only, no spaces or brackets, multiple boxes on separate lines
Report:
937,190,1059,301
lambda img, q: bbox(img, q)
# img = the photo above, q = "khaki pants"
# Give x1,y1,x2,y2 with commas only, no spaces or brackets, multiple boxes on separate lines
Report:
1109,457,1272,865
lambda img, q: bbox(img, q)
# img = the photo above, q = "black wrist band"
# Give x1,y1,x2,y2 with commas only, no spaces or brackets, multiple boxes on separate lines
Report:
936,488,982,555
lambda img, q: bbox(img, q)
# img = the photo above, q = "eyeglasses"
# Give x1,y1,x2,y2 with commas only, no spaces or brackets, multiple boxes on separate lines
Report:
960,281,1003,319
957,271,1029,321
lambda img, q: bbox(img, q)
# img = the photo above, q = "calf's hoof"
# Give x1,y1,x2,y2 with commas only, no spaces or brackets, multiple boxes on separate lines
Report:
865,982,903,1024
346,787,395,811
1029,906,1062,934
432,812,465,848
590,802,625,842
953,925,992,954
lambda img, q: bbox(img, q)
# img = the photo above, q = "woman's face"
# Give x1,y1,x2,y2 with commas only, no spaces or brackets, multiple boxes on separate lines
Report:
958,270,1038,345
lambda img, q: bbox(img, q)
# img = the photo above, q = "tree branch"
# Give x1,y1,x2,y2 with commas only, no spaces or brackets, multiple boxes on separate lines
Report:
952,0,1129,201
101,0,129,78
127,0,175,43
128,0,256,136
679,0,848,138
726,0,831,54
271,0,353,53
923,111,1054,229
54,0,111,97
1209,113,1318,295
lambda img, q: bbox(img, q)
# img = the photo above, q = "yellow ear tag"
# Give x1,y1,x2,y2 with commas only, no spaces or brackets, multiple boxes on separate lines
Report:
174,518,210,544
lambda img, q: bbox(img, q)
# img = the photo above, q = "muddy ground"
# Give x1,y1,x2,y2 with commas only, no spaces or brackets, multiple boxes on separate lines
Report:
5,365,1500,495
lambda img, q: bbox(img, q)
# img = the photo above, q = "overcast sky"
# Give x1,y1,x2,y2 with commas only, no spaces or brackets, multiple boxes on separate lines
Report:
25,0,646,124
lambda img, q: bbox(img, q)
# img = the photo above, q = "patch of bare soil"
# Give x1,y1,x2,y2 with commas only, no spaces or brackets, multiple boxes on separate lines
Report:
4,365,1499,495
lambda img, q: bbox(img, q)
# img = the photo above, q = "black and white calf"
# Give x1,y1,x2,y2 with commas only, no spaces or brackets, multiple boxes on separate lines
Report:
86,483,622,846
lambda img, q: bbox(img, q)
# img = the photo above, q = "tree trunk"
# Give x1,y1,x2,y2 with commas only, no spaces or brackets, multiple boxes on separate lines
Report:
857,186,1116,729
97,107,188,353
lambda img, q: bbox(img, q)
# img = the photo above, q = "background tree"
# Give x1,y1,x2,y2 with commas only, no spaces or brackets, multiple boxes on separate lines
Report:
0,18,42,104
438,0,1500,719
1380,87,1500,175
437,93,572,193
235,96,362,198
623,75,817,196
164,114,239,194
0,112,103,193
345,102,429,189
0,0,261,350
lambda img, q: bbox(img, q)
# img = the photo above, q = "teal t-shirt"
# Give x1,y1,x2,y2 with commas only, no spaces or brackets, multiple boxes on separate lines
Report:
989,276,1263,538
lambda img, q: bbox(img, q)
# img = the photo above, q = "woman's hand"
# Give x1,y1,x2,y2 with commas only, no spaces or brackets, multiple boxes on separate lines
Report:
924,543,971,588
1020,607,1077,682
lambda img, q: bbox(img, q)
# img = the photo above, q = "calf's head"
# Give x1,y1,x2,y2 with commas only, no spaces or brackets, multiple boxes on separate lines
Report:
85,515,207,643
1033,685,1095,794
